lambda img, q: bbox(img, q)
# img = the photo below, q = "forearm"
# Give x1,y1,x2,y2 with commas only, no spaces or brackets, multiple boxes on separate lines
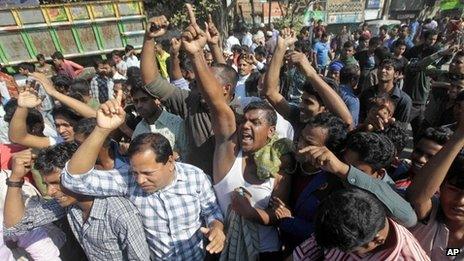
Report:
141,37,159,85
304,68,353,127
4,186,25,228
209,44,226,64
411,52,443,71
263,46,285,98
9,107,29,143
208,219,224,230
51,91,96,118
67,126,111,174
407,130,464,205
169,54,183,80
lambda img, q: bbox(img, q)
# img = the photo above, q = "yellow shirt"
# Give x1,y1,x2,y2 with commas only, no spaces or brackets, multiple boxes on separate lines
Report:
156,51,170,80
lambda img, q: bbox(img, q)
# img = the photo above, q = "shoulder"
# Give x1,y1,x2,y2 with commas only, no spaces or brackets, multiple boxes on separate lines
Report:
104,197,139,219
176,162,211,184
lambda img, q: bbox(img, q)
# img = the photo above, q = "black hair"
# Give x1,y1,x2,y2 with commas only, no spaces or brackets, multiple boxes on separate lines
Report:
445,153,464,189
343,41,354,49
379,25,388,31
314,188,386,252
51,51,64,60
243,100,277,126
231,44,242,53
393,39,407,49
179,55,193,73
340,64,360,85
36,54,45,60
18,62,35,73
305,112,349,153
34,142,79,175
3,99,44,131
69,79,91,97
378,58,400,72
374,46,393,64
420,127,453,145
346,132,395,171
52,106,82,127
74,118,111,148
51,74,72,91
254,46,267,57
423,29,438,40
93,58,108,69
127,133,173,164
369,36,382,48
374,121,409,155
159,39,171,52
110,50,123,58
125,44,134,53
358,34,369,42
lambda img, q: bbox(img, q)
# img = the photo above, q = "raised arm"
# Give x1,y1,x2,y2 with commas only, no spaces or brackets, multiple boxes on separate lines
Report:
181,4,236,183
30,72,96,118
407,45,458,72
263,28,297,120
289,52,354,128
140,16,168,85
9,89,51,148
67,91,125,175
407,114,464,220
205,14,226,64
169,38,183,81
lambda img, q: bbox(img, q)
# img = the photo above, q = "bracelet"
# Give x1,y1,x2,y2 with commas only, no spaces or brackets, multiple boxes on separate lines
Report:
6,178,24,188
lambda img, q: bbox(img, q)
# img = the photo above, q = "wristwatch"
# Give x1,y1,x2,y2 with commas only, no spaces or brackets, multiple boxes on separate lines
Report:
6,178,24,188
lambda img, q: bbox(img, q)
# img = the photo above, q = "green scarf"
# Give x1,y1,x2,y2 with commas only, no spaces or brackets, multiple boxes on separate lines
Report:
253,135,294,181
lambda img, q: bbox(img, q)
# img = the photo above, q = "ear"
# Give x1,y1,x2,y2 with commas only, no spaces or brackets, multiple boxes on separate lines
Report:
319,105,326,113
268,125,276,139
394,70,400,78
167,154,175,171
372,168,386,180
222,83,232,97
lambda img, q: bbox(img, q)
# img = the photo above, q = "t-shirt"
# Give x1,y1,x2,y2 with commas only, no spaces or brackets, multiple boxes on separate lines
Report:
313,41,330,67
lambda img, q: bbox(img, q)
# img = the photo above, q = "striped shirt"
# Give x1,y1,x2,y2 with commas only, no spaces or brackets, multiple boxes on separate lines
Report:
293,219,430,261
61,162,224,260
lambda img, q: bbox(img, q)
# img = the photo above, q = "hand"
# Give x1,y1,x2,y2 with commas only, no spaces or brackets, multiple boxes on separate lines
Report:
231,189,254,219
146,15,169,39
277,27,297,50
29,72,58,96
287,51,314,74
17,88,43,108
11,149,33,181
297,146,349,175
440,44,460,56
181,4,207,55
205,14,220,46
200,222,226,254
170,38,181,57
365,108,395,131
271,196,292,220
97,90,126,131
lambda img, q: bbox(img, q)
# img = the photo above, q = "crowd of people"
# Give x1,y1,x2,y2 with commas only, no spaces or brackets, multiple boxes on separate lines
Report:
2,3,464,260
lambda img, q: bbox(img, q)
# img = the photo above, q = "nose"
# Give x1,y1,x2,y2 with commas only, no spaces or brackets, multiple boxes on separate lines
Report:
136,174,146,186
57,125,66,134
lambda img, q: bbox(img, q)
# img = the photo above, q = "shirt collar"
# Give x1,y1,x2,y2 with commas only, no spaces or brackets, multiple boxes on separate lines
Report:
141,110,170,126
156,163,186,193
88,198,107,220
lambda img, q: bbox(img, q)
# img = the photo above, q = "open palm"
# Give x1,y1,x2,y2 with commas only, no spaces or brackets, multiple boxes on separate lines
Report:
17,89,42,108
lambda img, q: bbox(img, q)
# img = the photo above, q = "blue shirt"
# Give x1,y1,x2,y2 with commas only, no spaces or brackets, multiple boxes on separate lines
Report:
313,41,330,67
340,84,360,126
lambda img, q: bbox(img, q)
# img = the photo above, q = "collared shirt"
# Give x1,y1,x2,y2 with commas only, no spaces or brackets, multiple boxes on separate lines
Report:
359,85,412,123
61,162,224,260
125,55,140,68
132,110,187,160
340,84,360,126
90,75,114,103
4,196,150,261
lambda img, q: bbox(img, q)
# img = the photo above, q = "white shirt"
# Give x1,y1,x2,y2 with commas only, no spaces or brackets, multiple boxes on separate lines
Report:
113,72,126,81
116,61,128,76
225,35,241,53
0,81,10,103
125,55,140,68
235,74,250,100
0,106,9,144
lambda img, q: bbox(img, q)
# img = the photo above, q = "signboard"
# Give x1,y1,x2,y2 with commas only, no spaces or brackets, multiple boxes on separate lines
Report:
440,0,464,11
327,12,363,24
390,0,426,11
304,10,327,24
365,9,380,20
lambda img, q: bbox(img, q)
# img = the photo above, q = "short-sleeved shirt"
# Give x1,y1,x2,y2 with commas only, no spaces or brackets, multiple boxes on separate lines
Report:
411,197,464,260
340,84,360,126
313,42,330,67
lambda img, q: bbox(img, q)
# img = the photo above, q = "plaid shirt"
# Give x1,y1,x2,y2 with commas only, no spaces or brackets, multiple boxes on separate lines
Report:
61,162,224,260
4,196,150,261
90,75,114,103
